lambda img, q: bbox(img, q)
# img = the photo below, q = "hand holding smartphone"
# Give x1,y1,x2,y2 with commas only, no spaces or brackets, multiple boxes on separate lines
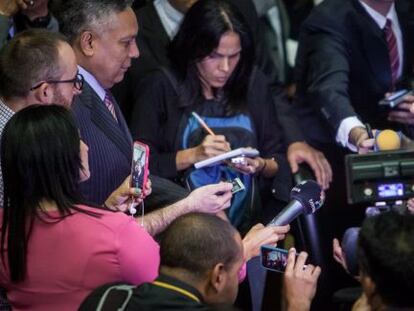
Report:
379,89,414,109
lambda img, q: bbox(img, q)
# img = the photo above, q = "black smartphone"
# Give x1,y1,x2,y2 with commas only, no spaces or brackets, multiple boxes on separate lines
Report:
379,89,413,109
261,245,292,273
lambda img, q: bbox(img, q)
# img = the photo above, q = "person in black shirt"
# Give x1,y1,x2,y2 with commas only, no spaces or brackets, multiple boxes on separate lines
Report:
80,213,321,311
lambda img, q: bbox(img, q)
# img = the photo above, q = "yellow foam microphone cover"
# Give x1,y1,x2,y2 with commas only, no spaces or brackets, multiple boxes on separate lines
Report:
375,129,401,151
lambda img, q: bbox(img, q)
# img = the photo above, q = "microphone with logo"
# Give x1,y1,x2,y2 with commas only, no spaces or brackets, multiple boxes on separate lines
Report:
267,180,324,226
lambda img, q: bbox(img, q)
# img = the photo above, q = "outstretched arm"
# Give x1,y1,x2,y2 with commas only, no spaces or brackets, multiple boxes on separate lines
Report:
139,183,233,236
105,178,233,236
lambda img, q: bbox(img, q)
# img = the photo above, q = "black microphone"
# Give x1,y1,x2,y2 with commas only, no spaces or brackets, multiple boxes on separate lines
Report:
267,180,324,226
341,227,360,277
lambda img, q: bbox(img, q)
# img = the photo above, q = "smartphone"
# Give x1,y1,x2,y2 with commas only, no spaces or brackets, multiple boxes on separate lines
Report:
379,89,413,109
231,177,245,194
261,245,293,273
131,141,149,190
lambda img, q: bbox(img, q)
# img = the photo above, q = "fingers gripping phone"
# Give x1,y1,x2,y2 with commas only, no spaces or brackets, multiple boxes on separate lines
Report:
131,141,149,190
379,89,414,109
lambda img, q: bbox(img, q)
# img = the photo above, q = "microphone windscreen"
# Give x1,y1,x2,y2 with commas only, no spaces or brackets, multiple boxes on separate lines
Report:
290,180,324,214
376,129,401,151
341,227,360,277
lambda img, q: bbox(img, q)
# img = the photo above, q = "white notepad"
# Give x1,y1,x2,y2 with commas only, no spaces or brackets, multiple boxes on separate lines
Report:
194,148,260,169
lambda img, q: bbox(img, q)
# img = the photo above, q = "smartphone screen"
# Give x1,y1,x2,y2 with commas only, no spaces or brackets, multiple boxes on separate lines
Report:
131,142,149,190
261,246,291,273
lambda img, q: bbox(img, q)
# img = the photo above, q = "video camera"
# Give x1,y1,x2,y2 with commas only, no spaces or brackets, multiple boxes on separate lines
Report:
344,149,414,276
345,149,414,204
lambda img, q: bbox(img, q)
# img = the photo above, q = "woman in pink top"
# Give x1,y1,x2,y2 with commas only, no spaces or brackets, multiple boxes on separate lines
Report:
0,105,160,311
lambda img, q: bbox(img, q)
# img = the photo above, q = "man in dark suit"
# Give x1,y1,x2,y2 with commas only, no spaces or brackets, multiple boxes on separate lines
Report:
57,0,236,216
57,0,141,206
293,0,414,151
292,0,414,222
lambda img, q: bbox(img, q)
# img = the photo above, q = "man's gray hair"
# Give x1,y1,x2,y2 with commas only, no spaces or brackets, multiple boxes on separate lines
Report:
57,0,134,43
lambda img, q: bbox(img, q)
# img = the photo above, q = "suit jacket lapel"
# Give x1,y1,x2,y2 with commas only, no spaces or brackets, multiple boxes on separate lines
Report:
83,83,132,159
113,95,133,146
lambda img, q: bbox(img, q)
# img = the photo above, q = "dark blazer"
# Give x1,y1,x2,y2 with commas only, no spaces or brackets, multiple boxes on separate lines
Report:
73,82,189,207
72,82,132,205
112,3,170,123
292,0,414,146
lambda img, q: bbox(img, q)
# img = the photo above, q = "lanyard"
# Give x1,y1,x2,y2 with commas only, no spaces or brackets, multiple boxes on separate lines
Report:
152,280,201,303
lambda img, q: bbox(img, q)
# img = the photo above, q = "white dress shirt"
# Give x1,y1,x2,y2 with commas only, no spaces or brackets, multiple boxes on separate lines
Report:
153,0,184,40
78,66,106,101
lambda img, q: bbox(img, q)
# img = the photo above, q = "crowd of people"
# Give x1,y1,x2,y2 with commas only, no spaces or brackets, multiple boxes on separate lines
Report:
0,0,413,310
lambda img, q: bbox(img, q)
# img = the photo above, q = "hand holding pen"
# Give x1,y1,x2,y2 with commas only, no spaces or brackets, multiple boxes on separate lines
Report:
191,112,268,175
191,112,231,162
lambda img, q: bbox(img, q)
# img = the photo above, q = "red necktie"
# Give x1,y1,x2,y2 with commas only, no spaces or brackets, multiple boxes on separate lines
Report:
104,91,118,121
384,19,400,89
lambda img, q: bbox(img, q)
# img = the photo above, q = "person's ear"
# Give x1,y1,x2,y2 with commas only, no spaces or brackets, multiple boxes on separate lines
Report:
32,83,53,104
79,31,95,57
209,263,226,293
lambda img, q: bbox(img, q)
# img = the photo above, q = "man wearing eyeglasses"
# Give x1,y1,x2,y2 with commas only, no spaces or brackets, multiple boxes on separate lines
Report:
0,29,81,208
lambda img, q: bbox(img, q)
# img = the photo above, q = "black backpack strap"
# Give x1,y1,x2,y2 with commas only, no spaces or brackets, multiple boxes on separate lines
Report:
79,282,135,311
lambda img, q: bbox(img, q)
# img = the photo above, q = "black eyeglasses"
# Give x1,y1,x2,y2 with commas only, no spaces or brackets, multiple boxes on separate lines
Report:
30,73,84,91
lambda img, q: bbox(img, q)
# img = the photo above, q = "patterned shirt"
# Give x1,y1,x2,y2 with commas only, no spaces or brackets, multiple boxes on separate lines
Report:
0,98,12,310
0,98,15,209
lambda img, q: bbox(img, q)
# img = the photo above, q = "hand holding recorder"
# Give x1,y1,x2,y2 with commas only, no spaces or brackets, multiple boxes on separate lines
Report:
379,89,414,126
387,91,414,125
186,182,233,214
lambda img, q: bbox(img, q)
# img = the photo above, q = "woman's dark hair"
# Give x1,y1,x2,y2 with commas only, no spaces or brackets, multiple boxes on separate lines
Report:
0,105,97,283
169,0,254,112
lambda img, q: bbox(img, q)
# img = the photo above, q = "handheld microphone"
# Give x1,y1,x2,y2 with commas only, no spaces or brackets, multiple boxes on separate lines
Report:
267,180,324,226
375,129,401,151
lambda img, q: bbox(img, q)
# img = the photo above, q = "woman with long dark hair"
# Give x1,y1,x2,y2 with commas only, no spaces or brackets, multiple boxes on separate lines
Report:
131,0,286,231
0,105,159,310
